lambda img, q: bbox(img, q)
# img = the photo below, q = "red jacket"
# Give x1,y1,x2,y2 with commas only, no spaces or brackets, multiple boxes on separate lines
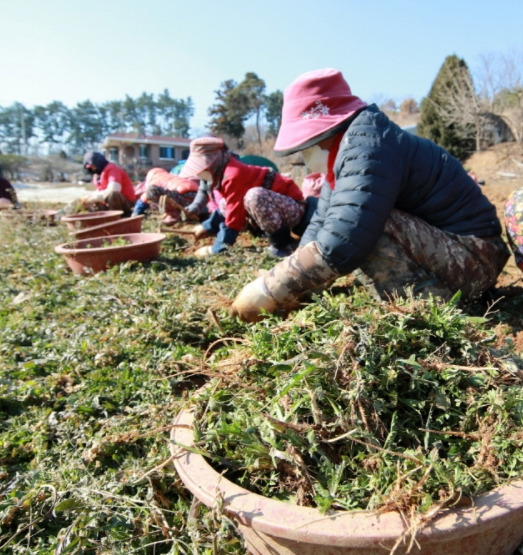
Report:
95,163,137,202
139,168,199,202
217,157,304,232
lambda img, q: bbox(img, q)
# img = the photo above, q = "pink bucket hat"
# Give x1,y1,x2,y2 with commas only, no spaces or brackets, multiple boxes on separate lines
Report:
179,137,225,178
274,68,367,156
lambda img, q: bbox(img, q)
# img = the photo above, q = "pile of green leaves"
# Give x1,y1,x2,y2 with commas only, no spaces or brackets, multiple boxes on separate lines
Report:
192,290,523,515
1,204,522,553
0,207,267,554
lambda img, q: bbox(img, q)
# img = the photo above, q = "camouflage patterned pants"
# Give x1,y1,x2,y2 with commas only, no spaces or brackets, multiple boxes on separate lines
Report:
101,191,134,217
353,209,510,300
145,185,197,207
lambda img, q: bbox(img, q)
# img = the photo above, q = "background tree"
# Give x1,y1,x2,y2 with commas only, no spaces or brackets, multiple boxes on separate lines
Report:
0,77,274,156
66,100,104,152
136,92,157,135
169,98,194,138
122,95,145,135
156,90,194,137
418,55,476,160
399,98,419,116
0,103,34,155
236,72,266,146
426,55,487,152
264,90,283,138
208,79,250,147
0,153,27,179
100,100,125,134
33,101,70,154
380,99,398,114
157,89,175,134
0,90,195,155
477,50,523,146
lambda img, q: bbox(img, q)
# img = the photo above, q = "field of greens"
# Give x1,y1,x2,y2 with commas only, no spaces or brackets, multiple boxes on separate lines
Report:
1,205,522,554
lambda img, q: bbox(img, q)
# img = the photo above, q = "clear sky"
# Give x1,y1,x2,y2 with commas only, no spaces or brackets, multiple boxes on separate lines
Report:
2,0,522,136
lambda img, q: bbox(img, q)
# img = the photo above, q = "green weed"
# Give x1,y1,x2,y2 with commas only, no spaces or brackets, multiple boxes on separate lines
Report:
192,290,523,515
1,206,522,553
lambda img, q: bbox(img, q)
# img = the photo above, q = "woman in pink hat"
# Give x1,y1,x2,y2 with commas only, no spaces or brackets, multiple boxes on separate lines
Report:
231,68,509,322
179,136,317,257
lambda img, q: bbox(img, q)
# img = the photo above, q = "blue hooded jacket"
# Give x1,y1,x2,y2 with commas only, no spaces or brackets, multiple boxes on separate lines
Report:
301,105,502,275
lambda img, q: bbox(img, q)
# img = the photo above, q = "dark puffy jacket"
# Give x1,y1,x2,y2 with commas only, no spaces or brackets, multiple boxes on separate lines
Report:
301,105,502,275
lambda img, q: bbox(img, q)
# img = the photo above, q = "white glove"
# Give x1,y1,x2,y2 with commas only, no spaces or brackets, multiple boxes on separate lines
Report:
230,242,339,323
105,181,122,194
194,245,214,258
229,277,280,322
89,192,105,203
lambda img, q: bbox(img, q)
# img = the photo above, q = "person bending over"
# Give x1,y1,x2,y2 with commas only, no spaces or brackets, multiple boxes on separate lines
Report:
179,136,318,258
82,151,136,216
231,68,509,322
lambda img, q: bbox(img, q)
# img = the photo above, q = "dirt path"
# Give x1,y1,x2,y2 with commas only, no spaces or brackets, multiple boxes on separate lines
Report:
14,182,93,204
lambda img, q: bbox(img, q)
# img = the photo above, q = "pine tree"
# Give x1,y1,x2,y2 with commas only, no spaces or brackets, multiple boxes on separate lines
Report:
418,55,476,161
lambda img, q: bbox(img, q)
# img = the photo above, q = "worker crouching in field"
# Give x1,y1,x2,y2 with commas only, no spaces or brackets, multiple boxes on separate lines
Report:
230,68,509,322
0,175,20,209
179,136,318,258
82,151,137,216
132,168,202,225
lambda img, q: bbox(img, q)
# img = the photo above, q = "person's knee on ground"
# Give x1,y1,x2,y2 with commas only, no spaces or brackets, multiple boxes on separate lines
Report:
353,234,453,301
244,187,301,257
383,209,509,299
105,191,133,217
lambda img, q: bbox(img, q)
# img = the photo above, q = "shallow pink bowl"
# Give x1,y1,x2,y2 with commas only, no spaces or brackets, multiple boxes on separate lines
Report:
61,210,123,230
171,406,523,555
71,216,144,240
54,232,166,275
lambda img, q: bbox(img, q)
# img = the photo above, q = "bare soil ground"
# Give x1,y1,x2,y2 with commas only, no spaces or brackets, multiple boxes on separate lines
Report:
467,143,523,287
464,143,523,351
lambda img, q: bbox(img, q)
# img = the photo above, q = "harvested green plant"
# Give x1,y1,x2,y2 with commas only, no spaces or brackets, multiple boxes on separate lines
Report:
101,237,132,248
1,202,522,553
190,289,523,520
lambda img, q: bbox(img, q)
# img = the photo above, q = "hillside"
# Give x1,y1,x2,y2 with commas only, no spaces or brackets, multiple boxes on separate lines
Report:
465,142,523,287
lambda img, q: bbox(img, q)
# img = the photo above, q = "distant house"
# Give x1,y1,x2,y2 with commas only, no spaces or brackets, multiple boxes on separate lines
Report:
99,133,192,180
481,113,514,148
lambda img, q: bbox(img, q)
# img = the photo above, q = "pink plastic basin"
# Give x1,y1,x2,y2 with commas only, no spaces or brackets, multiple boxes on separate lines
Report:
54,232,166,275
71,215,144,240
61,210,123,230
171,407,523,555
